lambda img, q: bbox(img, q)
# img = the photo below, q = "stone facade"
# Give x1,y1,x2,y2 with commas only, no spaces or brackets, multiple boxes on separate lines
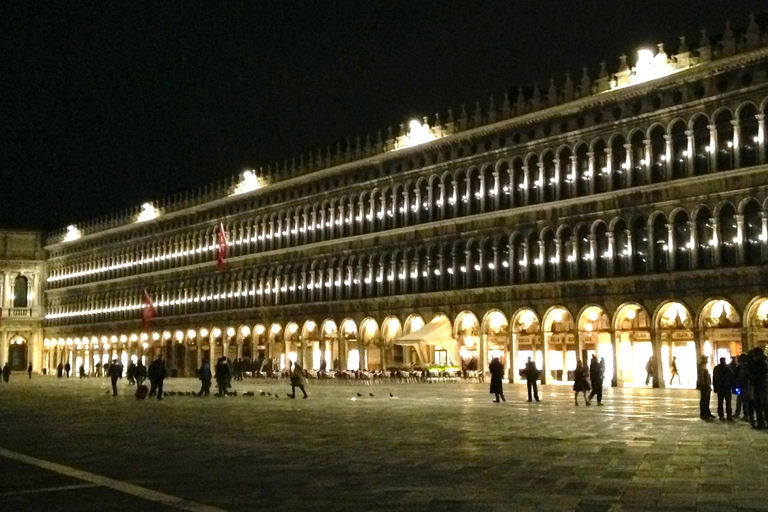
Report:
5,19,768,385
0,231,45,371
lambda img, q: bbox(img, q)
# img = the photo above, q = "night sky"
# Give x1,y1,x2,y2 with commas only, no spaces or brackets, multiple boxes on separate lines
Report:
2,1,766,231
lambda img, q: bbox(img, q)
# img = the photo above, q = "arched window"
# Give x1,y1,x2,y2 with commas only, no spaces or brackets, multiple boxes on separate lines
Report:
613,219,630,276
594,223,610,277
692,115,710,176
719,203,738,266
715,110,735,171
631,217,648,274
13,276,28,308
696,208,714,268
610,135,627,190
593,139,609,193
739,104,759,167
744,200,763,264
652,215,669,272
670,120,687,180
673,211,691,270
649,125,666,183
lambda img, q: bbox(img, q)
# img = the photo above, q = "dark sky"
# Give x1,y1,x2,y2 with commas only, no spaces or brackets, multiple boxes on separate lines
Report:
2,1,766,231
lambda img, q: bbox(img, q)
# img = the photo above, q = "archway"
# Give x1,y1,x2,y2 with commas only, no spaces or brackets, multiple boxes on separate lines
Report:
577,306,613,384
510,308,541,381
542,307,575,382
455,311,480,371
614,304,652,386
699,299,742,367
382,316,404,366
746,297,768,349
360,318,381,370
656,301,696,388
8,336,28,371
337,319,357,370
480,310,509,377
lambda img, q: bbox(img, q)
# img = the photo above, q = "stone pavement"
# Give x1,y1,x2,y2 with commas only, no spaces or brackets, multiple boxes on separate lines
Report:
1,375,767,511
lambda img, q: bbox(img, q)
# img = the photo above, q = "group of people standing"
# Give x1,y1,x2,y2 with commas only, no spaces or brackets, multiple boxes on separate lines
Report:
697,349,768,428
490,355,606,406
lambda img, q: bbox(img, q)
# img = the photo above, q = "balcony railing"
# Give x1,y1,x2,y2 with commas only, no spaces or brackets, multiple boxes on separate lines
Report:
1,307,42,319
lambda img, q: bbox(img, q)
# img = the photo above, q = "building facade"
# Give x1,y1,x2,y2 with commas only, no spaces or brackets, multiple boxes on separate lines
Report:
7,19,768,387
0,231,45,371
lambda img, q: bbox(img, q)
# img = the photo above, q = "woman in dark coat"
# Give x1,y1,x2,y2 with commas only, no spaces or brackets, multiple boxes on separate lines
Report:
489,357,505,403
573,360,591,406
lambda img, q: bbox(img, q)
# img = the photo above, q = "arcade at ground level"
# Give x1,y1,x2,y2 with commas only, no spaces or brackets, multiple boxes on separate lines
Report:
37,296,768,389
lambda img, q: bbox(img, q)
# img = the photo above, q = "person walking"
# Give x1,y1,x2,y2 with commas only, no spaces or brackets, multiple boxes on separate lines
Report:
588,354,604,405
735,353,751,421
488,357,505,403
79,364,86,378
198,359,212,396
135,361,147,386
749,347,768,429
148,355,167,400
713,356,735,421
108,359,123,396
289,362,308,398
126,361,136,385
214,357,231,396
64,361,71,378
524,357,540,402
573,360,591,406
645,356,655,386
697,355,715,420
2,362,11,383
27,363,32,379
669,356,681,385
57,362,64,378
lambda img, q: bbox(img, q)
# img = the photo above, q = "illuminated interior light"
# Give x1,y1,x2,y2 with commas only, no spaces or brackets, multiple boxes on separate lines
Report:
232,170,267,196
63,225,81,243
136,203,158,222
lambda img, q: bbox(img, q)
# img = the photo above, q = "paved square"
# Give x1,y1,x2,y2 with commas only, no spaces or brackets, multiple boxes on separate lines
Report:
1,376,767,511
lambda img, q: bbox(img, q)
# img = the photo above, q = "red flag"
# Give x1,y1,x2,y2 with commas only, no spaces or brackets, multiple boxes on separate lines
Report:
142,289,156,326
217,223,228,270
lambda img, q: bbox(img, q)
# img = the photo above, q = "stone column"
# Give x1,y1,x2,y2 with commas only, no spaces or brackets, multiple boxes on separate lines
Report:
568,155,577,197
521,165,530,205
507,330,516,383
731,119,741,169
478,334,487,379
663,134,673,181
685,129,695,177
643,138,652,184
604,148,613,192
623,143,633,188
736,214,746,264
761,212,768,262
491,170,500,210
587,151,595,195
588,234,597,277
708,123,718,172
553,158,561,200
651,328,665,388
666,223,676,271
688,220,699,269
757,114,766,164
606,232,615,276
541,331,549,385
611,329,620,387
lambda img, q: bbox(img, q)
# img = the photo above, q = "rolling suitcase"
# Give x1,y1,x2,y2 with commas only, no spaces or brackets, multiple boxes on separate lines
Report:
135,384,149,400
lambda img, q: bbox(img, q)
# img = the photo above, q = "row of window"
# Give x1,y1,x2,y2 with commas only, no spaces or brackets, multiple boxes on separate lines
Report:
46,100,768,288
45,196,768,325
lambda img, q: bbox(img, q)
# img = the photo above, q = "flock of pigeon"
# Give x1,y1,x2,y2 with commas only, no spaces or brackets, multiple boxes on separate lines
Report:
110,389,396,398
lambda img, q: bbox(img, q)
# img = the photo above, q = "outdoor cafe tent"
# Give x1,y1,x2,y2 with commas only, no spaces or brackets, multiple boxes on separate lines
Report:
394,316,457,365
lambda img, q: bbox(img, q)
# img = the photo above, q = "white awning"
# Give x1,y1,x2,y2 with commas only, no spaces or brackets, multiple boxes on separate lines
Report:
395,316,457,364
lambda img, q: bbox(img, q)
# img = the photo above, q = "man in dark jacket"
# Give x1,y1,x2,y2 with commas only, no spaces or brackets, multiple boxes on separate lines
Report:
697,356,715,420
712,357,735,421
488,357,505,403
524,357,540,402
198,359,212,396
108,359,123,396
749,347,768,429
735,353,751,421
588,354,604,405
148,355,168,400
